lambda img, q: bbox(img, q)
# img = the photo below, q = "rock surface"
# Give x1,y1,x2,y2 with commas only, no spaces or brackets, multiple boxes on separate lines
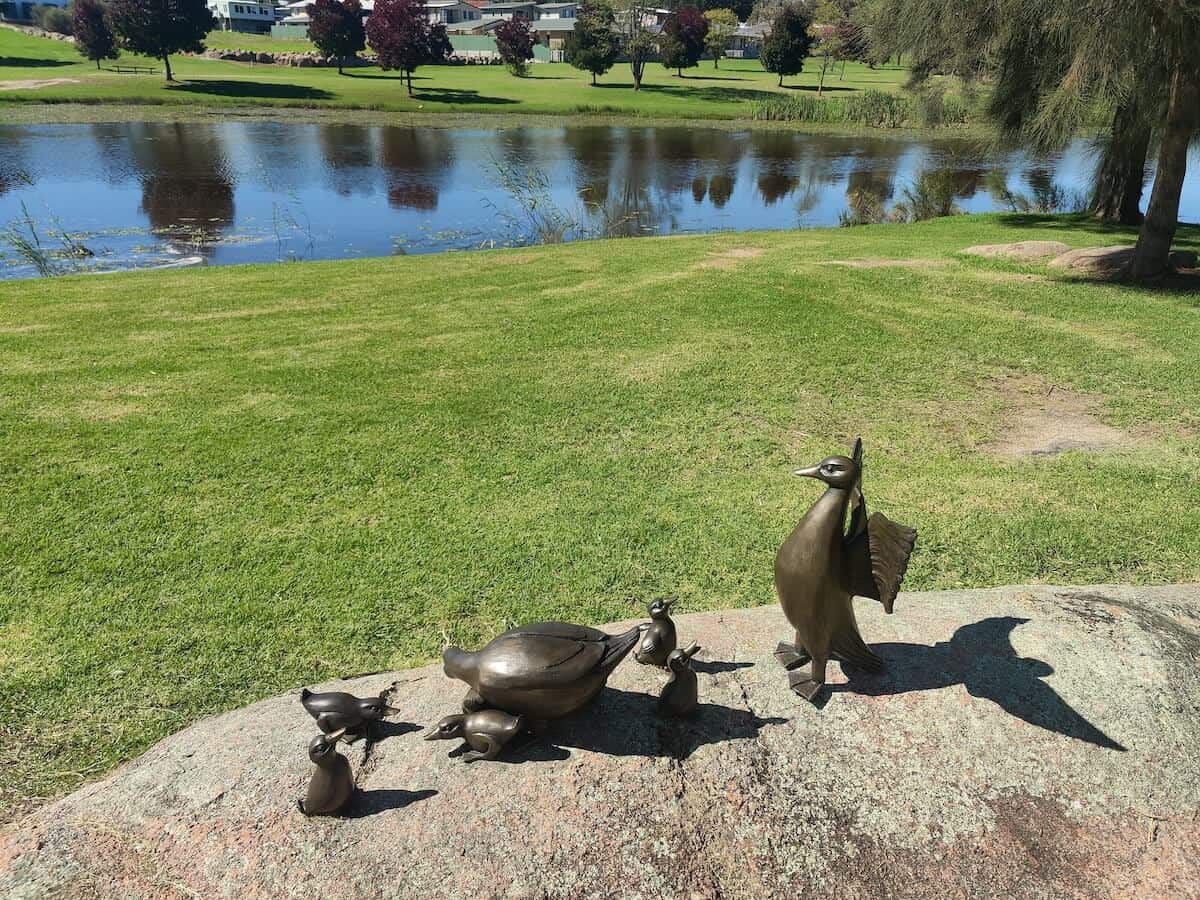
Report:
4,585,1200,899
1048,245,1135,279
961,241,1071,261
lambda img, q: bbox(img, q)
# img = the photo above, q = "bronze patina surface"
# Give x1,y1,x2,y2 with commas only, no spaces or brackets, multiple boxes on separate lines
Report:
635,597,678,668
299,688,400,741
774,438,918,701
424,709,527,763
657,642,702,718
442,621,643,721
297,728,353,817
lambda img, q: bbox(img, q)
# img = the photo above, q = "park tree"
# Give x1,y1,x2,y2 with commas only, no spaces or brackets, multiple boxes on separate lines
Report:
832,15,867,75
617,0,655,90
760,3,813,87
494,16,535,76
107,0,213,82
73,0,120,70
660,6,709,76
566,0,619,85
871,0,1199,280
366,0,451,96
306,0,366,75
702,7,737,68
810,1,843,96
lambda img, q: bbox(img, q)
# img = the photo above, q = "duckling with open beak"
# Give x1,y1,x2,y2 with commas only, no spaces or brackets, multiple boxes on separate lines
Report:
298,728,354,817
658,642,702,718
300,687,401,742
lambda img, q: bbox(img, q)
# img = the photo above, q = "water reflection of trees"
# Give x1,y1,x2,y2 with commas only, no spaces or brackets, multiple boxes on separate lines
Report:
316,124,376,198
378,127,454,211
126,123,235,253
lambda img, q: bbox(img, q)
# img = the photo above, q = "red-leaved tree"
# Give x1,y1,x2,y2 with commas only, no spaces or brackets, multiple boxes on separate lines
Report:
307,0,366,75
660,6,708,77
494,16,535,76
73,0,120,70
366,0,451,96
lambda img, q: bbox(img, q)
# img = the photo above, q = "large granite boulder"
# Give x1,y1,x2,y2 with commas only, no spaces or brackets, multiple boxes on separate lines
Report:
3,585,1199,899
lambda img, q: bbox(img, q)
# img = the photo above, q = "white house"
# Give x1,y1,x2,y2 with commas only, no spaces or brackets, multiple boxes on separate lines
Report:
424,0,481,24
208,0,279,34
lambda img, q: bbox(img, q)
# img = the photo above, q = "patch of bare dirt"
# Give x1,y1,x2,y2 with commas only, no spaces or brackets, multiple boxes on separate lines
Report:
692,247,766,270
824,258,946,270
0,78,80,91
981,375,1138,457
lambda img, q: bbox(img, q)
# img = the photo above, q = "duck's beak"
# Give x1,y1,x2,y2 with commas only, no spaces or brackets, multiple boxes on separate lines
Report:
423,729,442,741
383,706,403,716
794,463,822,479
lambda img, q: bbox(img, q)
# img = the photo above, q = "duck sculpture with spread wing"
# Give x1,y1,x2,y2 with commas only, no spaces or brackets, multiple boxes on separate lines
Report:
774,438,917,702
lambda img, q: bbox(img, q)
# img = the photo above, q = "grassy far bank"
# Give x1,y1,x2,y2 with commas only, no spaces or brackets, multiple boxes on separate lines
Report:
3,214,1200,820
0,26,917,119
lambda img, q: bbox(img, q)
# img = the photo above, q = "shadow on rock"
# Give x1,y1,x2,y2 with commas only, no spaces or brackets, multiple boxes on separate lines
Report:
344,788,438,818
693,659,754,675
546,688,786,761
373,720,424,740
830,616,1126,751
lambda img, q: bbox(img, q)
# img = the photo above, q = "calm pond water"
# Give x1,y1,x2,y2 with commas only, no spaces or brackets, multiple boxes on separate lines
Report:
1,121,1198,279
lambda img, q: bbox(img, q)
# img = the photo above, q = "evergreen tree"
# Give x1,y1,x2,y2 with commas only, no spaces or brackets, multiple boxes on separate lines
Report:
107,0,213,82
566,0,619,85
306,0,366,75
760,3,813,87
73,0,119,70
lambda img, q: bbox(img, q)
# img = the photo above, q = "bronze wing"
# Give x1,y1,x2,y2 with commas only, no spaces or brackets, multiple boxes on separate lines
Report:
844,511,917,614
484,624,608,690
845,437,867,541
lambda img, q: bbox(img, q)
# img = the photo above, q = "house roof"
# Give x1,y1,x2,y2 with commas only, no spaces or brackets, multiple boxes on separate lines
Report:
536,2,576,8
477,1,538,9
531,18,576,29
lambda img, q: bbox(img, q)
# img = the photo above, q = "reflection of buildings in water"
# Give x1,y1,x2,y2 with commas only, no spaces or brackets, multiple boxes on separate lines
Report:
316,125,377,198
379,127,454,212
126,123,235,254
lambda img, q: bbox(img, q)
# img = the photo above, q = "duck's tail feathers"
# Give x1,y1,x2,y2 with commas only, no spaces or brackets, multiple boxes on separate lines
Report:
600,625,644,674
300,687,312,702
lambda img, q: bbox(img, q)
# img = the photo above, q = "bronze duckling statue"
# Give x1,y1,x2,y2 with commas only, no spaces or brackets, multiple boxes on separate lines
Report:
658,642,701,718
300,687,399,742
635,596,678,667
774,438,917,702
298,728,354,817
424,709,526,763
443,621,643,721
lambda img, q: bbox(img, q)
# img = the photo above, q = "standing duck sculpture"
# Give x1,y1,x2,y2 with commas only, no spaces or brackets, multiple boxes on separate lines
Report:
774,438,917,702
634,597,678,667
657,642,702,718
442,621,643,722
298,728,354,817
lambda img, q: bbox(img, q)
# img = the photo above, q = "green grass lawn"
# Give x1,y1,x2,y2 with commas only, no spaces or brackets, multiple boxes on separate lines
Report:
3,214,1200,821
0,26,913,118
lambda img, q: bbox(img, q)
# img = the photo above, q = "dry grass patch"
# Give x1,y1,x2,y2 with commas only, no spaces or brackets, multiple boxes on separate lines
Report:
692,247,767,270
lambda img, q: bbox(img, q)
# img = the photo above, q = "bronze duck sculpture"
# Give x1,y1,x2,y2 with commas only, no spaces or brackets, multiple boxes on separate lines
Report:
424,709,526,763
774,438,917,702
634,597,678,667
299,687,399,742
443,621,643,721
657,642,701,718
298,728,354,817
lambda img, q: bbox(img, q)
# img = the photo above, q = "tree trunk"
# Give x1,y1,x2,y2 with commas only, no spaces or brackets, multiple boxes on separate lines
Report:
631,58,643,90
162,54,173,82
1131,70,1200,280
778,72,783,87
1091,101,1150,225
817,56,829,96
338,59,344,75
591,71,596,85
95,59,101,70
406,69,414,96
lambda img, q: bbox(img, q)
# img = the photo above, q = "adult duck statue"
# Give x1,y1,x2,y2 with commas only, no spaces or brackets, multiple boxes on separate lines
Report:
442,621,644,723
774,438,917,702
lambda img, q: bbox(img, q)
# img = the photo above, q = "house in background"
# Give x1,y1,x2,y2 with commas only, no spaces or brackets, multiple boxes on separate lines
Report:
208,0,279,34
0,0,66,24
425,0,482,25
726,21,766,58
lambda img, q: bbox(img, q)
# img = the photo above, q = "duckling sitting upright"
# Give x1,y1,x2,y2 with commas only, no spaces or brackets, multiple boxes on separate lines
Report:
300,687,399,742
658,642,701,718
424,710,526,763
298,728,354,817
774,438,917,702
635,597,678,668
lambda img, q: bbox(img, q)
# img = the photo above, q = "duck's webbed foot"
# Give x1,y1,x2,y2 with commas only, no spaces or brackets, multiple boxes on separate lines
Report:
787,670,825,702
774,642,811,671
460,736,503,763
461,689,488,713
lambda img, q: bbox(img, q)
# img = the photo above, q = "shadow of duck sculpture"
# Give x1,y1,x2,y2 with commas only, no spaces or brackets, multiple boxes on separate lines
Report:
774,438,917,702
443,621,643,727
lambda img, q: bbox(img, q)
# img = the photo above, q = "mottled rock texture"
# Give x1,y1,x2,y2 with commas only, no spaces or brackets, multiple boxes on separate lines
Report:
4,585,1199,899
960,241,1071,260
